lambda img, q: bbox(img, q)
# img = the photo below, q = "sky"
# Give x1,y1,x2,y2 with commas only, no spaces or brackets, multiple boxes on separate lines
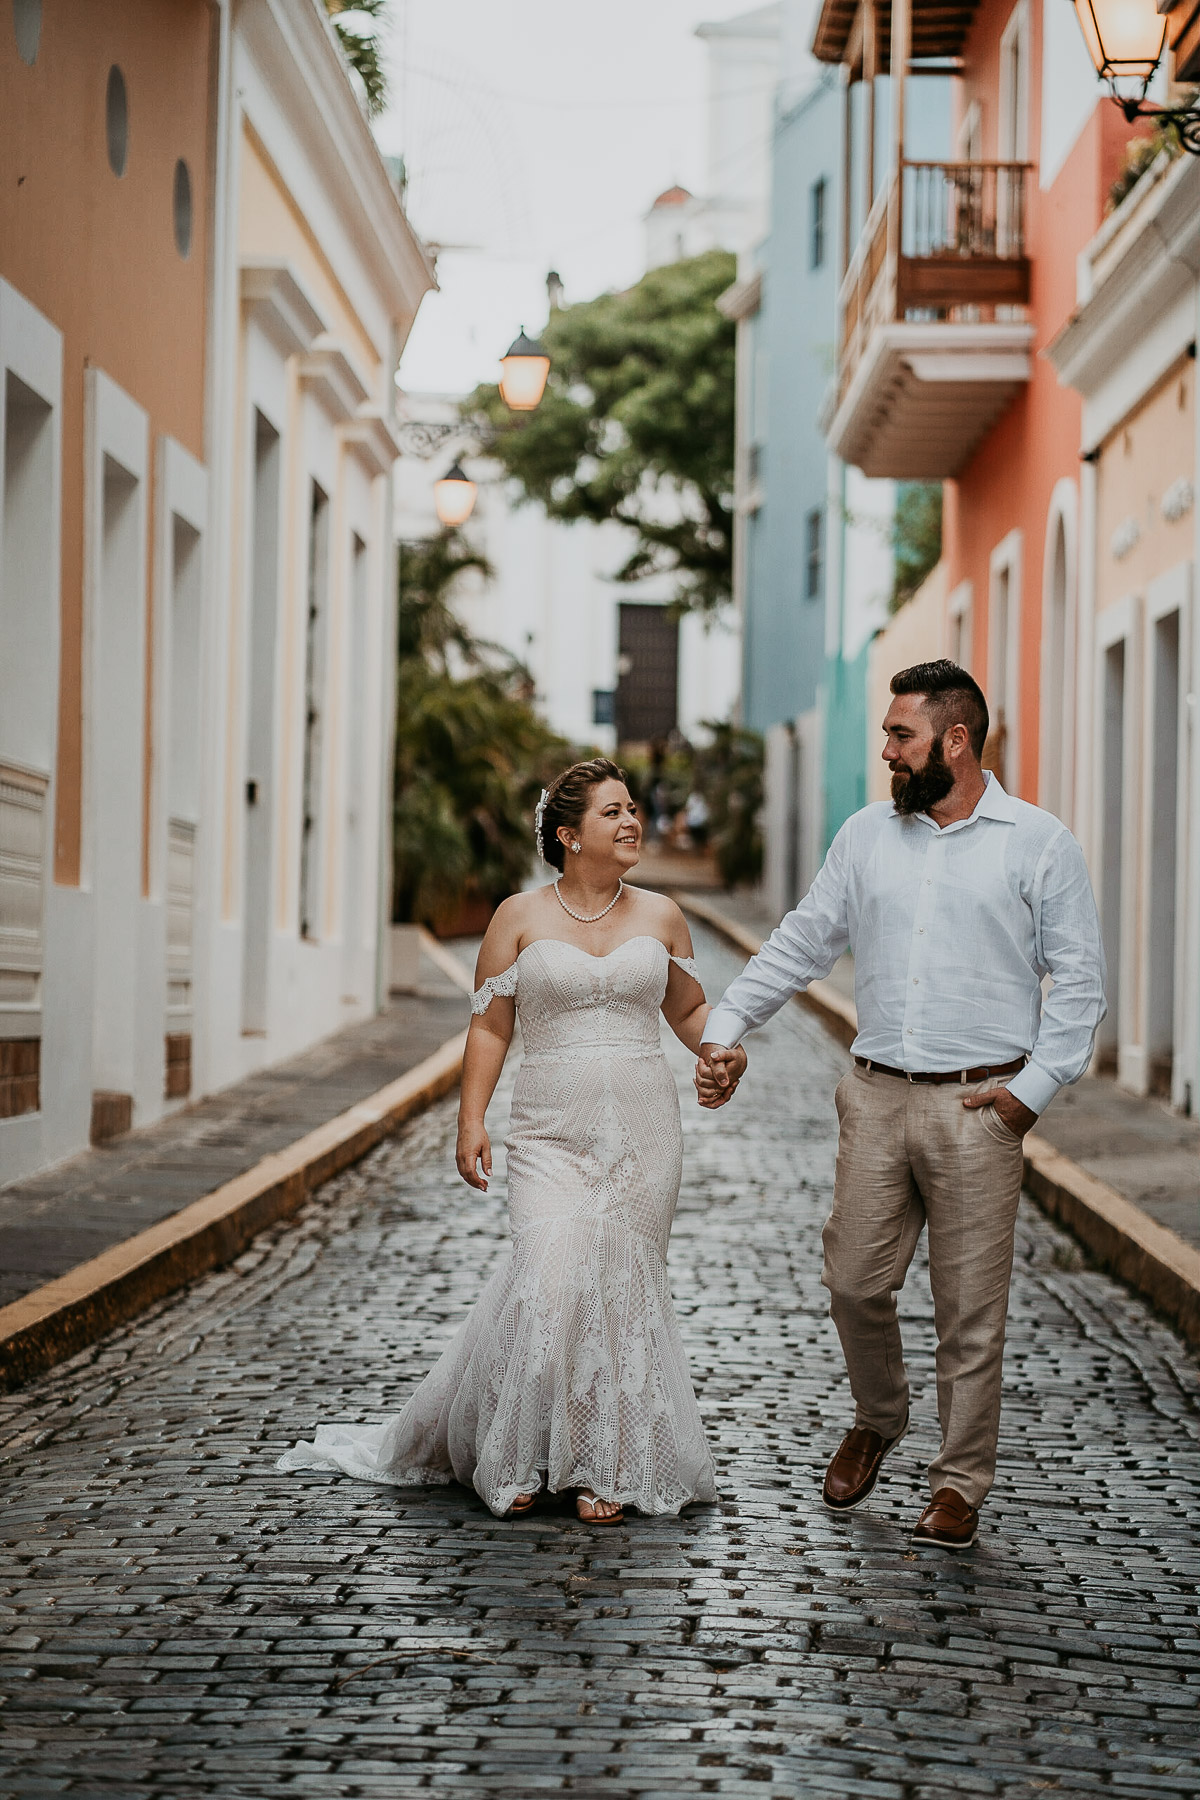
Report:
371,0,762,395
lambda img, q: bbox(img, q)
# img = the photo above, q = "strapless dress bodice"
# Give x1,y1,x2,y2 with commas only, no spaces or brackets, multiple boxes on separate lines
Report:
470,935,702,1058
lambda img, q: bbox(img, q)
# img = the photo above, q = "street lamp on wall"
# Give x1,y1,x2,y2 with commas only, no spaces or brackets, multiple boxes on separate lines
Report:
433,460,478,527
1069,0,1200,147
499,328,551,412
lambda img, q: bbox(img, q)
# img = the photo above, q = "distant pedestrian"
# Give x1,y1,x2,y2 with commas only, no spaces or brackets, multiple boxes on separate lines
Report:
695,661,1106,1549
684,789,709,849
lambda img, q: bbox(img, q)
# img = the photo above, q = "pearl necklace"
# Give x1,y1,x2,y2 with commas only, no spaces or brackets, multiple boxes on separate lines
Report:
554,876,624,923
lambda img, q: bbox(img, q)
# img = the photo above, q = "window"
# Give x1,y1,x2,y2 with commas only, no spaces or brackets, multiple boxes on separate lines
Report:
810,178,827,270
805,508,823,600
299,481,330,942
592,689,615,727
173,159,192,259
106,66,128,177
13,0,41,66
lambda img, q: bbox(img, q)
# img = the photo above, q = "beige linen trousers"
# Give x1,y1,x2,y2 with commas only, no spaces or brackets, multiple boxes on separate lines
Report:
822,1063,1026,1509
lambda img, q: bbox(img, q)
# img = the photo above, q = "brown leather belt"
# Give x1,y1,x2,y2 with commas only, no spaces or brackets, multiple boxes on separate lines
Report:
853,1054,1027,1086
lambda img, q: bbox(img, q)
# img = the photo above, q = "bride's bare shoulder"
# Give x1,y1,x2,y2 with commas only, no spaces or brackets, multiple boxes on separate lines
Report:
485,886,555,946
628,887,692,948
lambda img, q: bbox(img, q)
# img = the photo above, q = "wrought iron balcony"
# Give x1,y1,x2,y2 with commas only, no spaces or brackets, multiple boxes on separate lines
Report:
828,160,1036,480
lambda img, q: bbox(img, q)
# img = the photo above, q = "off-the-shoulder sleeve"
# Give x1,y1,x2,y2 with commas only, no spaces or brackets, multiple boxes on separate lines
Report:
470,961,519,1015
669,954,704,989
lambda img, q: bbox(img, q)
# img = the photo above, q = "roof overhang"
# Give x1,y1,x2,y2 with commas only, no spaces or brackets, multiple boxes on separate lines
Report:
717,270,763,321
812,0,981,67
826,319,1034,478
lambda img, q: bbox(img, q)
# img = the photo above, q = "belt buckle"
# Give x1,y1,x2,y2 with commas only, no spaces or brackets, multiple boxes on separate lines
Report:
906,1070,914,1082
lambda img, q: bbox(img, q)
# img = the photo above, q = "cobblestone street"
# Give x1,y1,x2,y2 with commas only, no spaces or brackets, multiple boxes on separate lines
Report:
1,927,1198,1799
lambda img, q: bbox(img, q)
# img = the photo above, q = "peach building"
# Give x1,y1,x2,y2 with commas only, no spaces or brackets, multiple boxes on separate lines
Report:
814,0,1136,807
1051,154,1200,1110
0,0,432,1184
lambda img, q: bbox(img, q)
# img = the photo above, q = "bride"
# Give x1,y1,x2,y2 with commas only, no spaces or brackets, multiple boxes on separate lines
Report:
279,757,721,1523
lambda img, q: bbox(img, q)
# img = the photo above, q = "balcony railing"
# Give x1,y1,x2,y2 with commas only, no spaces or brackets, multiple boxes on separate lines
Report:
837,160,1032,405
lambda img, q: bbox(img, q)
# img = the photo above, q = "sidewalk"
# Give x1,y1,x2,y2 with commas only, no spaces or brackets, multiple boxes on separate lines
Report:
0,936,474,1386
678,886,1200,1343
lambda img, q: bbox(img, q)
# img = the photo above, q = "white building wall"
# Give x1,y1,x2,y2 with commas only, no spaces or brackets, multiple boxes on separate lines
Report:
0,3,430,1187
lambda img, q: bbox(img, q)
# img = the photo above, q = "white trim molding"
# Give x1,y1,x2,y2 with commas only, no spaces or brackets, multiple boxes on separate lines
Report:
1094,592,1143,1085
988,528,1023,793
1039,478,1079,825
240,259,326,360
343,410,400,480
299,339,369,423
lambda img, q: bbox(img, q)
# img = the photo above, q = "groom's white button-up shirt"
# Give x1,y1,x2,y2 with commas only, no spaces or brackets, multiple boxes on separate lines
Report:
704,774,1106,1115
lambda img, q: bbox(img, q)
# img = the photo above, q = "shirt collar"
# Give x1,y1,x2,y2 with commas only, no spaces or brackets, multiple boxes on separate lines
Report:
895,770,1017,832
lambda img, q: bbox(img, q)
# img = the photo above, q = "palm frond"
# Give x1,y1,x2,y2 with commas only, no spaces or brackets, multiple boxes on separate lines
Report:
322,0,390,118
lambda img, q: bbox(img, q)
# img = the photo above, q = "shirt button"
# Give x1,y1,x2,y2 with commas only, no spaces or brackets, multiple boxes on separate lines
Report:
906,1028,914,1035
925,879,932,886
913,978,919,985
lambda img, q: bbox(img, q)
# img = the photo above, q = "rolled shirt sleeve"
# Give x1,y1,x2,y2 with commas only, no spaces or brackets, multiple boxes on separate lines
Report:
703,823,852,1049
1007,830,1108,1116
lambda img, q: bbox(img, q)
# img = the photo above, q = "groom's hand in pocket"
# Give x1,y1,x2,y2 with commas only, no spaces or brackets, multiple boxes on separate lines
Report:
695,1042,747,1108
961,1085,1037,1138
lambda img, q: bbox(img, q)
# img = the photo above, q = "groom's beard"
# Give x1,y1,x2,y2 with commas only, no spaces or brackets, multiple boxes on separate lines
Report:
891,736,955,816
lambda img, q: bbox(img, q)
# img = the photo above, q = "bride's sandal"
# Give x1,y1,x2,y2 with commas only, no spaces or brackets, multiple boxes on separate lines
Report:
575,1490,625,1525
505,1492,538,1518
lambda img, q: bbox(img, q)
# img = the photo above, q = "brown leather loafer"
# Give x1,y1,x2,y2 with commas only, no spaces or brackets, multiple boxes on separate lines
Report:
912,1487,979,1549
822,1415,908,1512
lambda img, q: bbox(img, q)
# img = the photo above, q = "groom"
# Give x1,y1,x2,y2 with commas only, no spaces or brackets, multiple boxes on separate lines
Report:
697,661,1106,1548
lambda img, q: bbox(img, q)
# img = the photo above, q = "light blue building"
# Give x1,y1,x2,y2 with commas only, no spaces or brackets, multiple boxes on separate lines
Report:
725,0,948,911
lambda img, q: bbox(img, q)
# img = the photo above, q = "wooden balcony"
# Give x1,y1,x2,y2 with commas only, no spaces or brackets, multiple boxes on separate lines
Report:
827,161,1036,480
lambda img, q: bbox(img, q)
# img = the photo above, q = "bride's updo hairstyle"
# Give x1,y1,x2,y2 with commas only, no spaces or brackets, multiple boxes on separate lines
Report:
538,757,628,871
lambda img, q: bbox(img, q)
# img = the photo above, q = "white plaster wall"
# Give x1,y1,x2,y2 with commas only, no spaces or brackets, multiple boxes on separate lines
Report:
842,465,895,662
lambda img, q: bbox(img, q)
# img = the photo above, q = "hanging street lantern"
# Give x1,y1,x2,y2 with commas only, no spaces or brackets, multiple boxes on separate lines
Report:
1069,0,1200,148
1072,0,1167,86
499,328,551,412
433,460,478,527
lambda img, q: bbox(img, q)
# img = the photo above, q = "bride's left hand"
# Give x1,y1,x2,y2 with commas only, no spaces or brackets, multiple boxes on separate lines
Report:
456,1120,493,1191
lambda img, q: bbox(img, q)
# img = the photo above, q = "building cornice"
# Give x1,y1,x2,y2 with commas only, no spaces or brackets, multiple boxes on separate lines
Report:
1048,156,1200,419
239,0,436,325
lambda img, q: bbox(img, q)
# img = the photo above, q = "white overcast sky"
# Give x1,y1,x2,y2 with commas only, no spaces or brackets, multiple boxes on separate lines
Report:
372,0,760,394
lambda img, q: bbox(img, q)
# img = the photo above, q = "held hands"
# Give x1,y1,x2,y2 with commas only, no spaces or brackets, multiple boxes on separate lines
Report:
961,1085,1038,1138
456,1119,493,1191
694,1041,748,1109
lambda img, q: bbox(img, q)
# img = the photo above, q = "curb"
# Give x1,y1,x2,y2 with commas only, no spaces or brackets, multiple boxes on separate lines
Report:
0,1029,468,1393
676,889,1200,1348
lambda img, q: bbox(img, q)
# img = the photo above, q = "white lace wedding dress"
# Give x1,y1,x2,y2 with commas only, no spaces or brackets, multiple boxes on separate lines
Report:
278,935,718,1517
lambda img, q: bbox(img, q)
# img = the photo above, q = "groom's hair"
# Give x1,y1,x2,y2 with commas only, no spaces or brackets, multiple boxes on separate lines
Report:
891,660,989,761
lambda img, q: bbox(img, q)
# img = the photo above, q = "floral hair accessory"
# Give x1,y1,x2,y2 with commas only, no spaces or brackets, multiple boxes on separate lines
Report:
534,788,549,864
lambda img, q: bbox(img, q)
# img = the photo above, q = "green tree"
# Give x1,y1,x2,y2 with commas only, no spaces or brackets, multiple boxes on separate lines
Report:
891,481,943,613
691,722,764,889
465,250,737,616
393,530,571,928
323,0,389,117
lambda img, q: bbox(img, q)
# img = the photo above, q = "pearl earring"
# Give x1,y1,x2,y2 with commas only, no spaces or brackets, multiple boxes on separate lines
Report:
571,842,581,854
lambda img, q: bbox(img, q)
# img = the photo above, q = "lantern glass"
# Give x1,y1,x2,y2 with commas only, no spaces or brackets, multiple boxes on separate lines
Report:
1072,0,1167,79
433,462,477,527
499,328,550,411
